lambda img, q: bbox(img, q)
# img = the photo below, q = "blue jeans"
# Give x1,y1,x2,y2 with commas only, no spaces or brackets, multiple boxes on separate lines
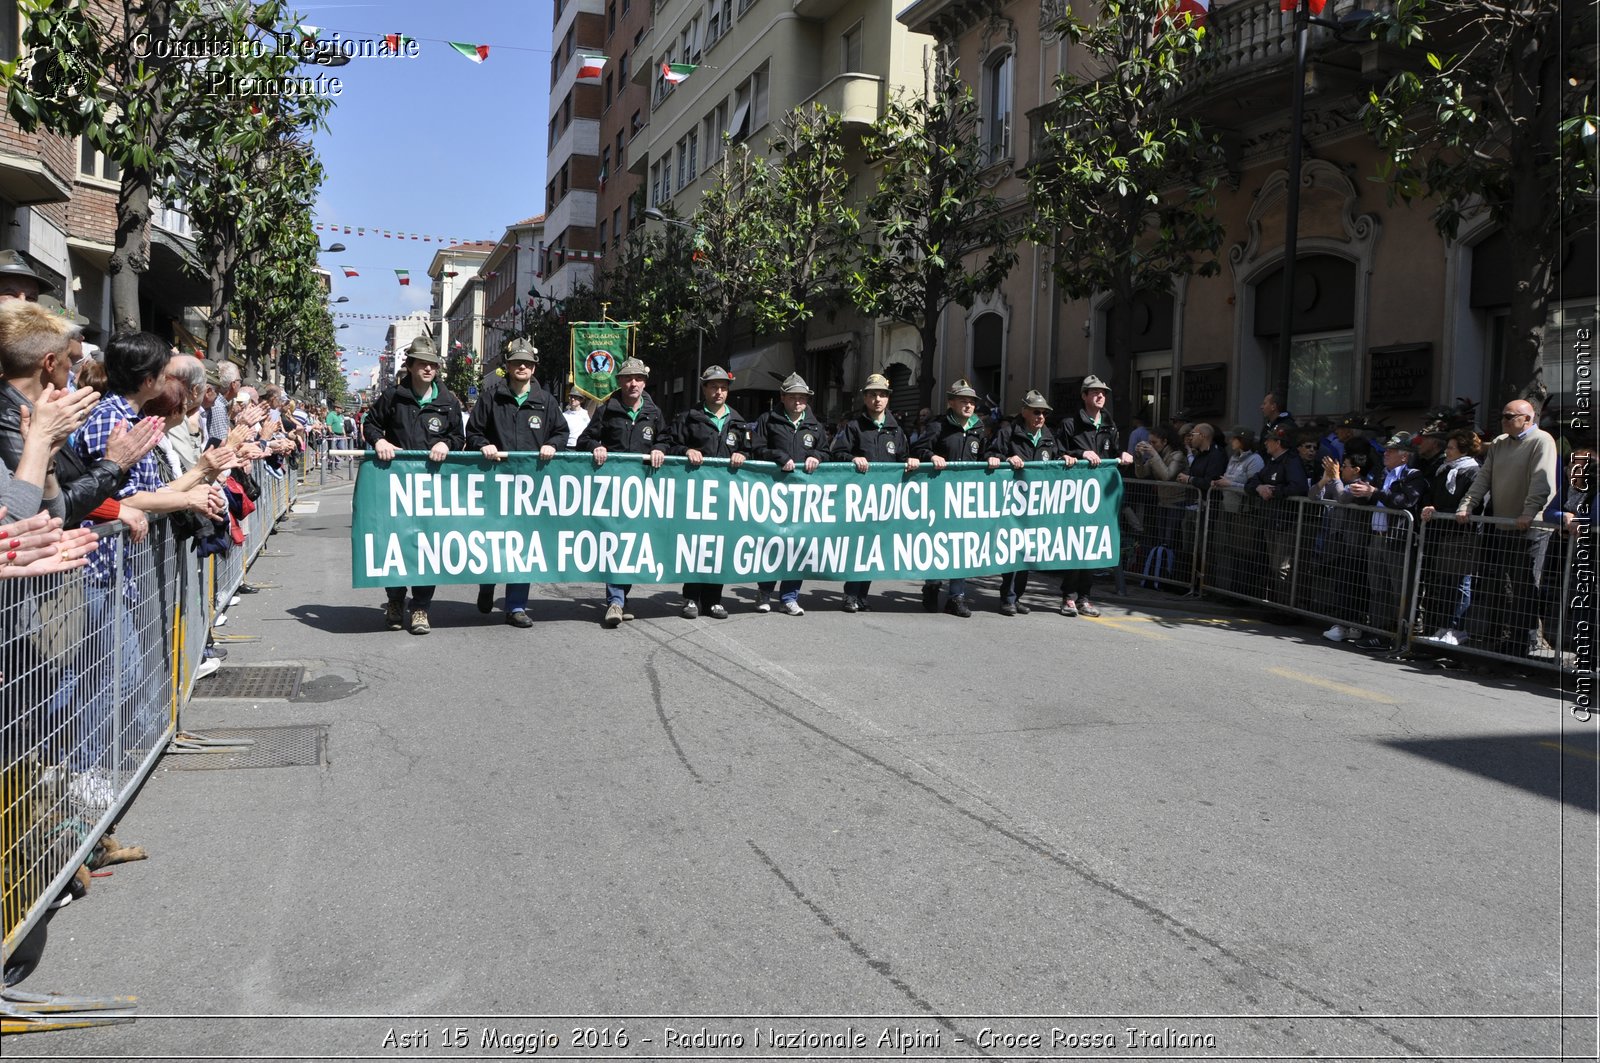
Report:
923,578,968,599
757,580,802,603
82,581,139,773
505,583,530,612
605,583,631,607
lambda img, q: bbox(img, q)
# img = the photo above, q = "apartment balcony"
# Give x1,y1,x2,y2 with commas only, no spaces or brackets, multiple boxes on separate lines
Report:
793,0,851,20
799,73,882,129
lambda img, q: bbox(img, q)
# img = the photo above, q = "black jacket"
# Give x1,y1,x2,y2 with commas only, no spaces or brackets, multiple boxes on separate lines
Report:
1424,459,1480,530
1353,462,1428,524
1186,444,1229,493
363,375,466,452
985,420,1062,462
752,407,828,466
830,411,910,463
669,406,750,459
0,382,128,525
1245,448,1310,502
573,394,669,456
1057,409,1124,460
914,413,987,462
465,378,568,453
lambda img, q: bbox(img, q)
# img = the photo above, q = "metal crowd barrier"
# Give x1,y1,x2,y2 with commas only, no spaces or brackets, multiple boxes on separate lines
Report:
1407,513,1584,674
1119,479,1204,594
1199,486,1419,647
2,456,297,979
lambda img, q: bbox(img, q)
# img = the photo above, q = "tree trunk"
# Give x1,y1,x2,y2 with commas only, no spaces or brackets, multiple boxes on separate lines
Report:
109,172,151,333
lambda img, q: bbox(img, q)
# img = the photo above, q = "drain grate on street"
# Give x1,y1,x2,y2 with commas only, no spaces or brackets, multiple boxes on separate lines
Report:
198,665,304,699
164,725,328,770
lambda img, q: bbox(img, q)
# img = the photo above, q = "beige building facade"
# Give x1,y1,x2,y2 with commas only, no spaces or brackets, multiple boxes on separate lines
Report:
899,0,1595,431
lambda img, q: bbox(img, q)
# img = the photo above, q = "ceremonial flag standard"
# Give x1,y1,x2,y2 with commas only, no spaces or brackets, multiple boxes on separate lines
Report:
570,321,632,402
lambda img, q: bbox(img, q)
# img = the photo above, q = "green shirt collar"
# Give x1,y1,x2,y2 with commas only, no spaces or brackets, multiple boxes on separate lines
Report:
412,382,438,406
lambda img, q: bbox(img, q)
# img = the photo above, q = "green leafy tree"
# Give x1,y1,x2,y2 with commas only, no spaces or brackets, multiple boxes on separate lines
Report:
750,105,862,373
3,0,329,331
1364,0,1597,403
1026,0,1225,422
851,64,1017,410
597,220,701,384
690,143,772,364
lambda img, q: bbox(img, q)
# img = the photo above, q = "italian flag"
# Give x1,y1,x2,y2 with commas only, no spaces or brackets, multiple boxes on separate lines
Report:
661,61,695,84
1280,0,1326,12
577,54,607,82
449,41,490,63
383,33,414,53
395,269,410,286
341,265,359,278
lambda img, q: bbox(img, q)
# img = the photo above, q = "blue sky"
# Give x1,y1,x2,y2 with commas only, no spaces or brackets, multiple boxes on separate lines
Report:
300,1,554,387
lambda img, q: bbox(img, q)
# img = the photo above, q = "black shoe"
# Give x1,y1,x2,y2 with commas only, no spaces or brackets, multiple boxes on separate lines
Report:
999,602,1017,617
203,645,228,660
237,583,260,595
1015,602,1031,614
921,584,940,612
944,596,972,618
843,596,861,614
477,585,495,614
1355,635,1391,651
506,610,533,628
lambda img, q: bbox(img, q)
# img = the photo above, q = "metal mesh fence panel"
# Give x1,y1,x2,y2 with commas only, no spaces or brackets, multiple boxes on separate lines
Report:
1119,479,1203,593
1409,515,1580,672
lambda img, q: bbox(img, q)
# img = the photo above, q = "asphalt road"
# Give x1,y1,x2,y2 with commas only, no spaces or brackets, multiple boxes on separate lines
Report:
14,477,1597,1061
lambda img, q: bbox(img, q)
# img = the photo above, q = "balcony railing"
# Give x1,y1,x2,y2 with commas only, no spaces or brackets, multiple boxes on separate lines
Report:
799,73,883,129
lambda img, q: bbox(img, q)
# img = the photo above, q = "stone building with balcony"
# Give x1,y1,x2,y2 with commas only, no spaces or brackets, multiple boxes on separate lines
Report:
898,0,1594,430
626,0,935,420
426,242,494,356
479,215,548,375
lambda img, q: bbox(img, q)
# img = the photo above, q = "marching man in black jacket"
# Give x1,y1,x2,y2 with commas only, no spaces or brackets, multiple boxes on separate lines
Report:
1056,374,1132,618
365,334,466,635
830,372,920,612
751,372,827,615
670,364,748,619
575,356,668,628
914,378,988,617
987,389,1076,615
465,338,568,628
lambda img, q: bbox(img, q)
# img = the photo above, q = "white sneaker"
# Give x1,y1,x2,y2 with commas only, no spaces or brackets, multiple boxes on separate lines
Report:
229,594,241,607
194,656,221,680
214,612,228,627
781,600,804,616
1322,625,1346,642
1435,629,1461,647
755,591,771,614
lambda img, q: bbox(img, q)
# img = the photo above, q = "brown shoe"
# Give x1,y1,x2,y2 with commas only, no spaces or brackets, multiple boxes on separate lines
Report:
409,609,431,635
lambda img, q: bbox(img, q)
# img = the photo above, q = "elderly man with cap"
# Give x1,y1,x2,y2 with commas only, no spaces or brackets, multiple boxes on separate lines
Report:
986,389,1076,615
913,378,988,617
1243,423,1310,607
669,364,749,619
575,356,668,628
1054,374,1132,617
466,338,568,627
0,249,52,303
1345,431,1428,650
830,372,920,612
751,372,828,615
364,334,465,635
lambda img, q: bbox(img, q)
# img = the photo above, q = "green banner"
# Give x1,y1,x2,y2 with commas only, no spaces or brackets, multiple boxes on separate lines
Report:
351,454,1122,588
570,322,632,402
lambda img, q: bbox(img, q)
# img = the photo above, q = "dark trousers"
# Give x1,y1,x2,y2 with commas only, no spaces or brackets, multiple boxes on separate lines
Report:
683,582,724,608
1365,532,1409,635
1000,570,1029,603
843,580,871,599
1477,527,1550,643
1060,569,1092,600
387,585,435,608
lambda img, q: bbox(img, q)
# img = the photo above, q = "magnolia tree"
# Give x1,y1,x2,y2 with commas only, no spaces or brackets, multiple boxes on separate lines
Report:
1364,0,1597,403
1026,0,1225,423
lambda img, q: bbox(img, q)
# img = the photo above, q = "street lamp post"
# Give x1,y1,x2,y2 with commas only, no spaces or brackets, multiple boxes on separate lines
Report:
642,207,704,383
1272,2,1377,410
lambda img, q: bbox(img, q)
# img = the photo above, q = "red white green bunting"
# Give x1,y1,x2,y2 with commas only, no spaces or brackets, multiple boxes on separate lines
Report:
661,61,695,84
449,41,490,63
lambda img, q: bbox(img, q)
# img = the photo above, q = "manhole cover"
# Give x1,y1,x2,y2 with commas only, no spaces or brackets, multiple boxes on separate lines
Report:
164,725,328,770
198,665,304,699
